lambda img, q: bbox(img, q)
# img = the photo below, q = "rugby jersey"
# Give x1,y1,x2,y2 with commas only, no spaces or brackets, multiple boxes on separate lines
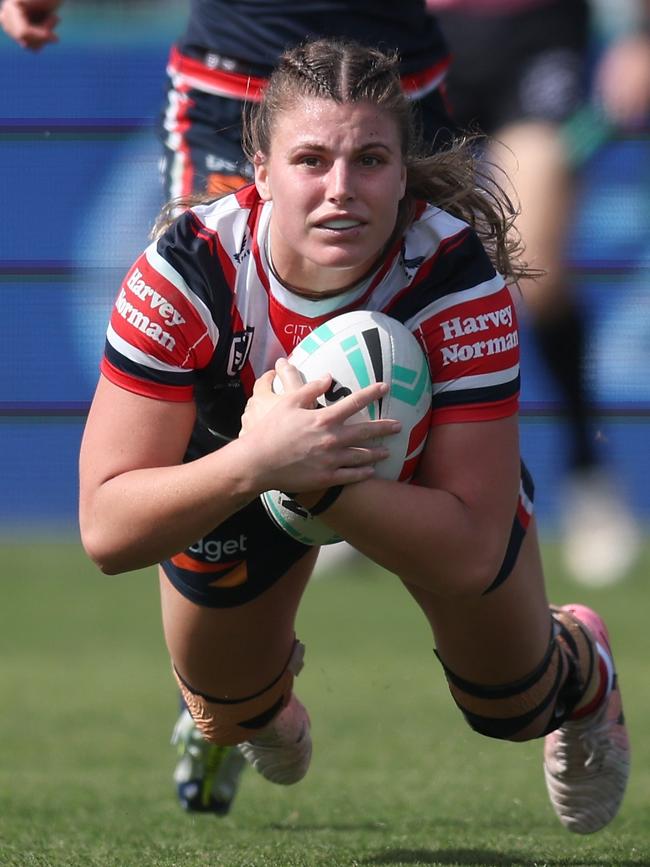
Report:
102,184,520,448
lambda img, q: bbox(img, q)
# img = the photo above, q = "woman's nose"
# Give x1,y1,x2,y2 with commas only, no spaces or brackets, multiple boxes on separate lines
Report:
326,161,354,203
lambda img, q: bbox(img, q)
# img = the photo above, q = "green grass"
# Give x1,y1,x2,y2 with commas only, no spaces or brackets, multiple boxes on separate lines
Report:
1,536,649,866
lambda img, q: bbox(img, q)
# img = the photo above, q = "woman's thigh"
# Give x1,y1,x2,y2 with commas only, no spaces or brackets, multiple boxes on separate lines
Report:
158,547,319,700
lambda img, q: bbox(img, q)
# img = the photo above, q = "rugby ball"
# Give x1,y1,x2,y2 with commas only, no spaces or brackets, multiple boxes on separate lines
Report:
260,310,432,546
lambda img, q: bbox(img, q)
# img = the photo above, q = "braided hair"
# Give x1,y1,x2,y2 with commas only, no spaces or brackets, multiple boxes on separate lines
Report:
242,39,414,156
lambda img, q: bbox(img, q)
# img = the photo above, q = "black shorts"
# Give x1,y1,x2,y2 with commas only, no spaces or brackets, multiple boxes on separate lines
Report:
158,84,255,199
438,0,591,134
161,495,312,608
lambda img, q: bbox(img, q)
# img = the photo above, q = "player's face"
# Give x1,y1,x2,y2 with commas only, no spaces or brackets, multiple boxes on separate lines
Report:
255,97,407,297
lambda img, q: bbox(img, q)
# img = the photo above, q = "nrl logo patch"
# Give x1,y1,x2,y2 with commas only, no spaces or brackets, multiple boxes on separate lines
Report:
227,327,254,375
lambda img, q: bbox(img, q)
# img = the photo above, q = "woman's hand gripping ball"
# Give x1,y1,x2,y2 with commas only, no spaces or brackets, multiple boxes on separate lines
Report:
240,357,401,498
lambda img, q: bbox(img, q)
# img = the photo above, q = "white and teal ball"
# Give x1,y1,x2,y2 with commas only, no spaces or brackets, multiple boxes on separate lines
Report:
260,310,432,546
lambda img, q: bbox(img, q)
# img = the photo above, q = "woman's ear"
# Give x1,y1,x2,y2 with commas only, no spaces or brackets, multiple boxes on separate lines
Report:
254,153,272,201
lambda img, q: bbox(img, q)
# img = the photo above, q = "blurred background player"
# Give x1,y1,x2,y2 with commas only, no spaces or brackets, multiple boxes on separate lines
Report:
1,0,460,817
425,0,650,587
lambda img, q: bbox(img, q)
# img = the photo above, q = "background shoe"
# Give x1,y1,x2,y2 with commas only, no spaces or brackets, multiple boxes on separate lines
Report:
544,604,630,834
238,693,312,785
561,468,641,586
171,709,247,814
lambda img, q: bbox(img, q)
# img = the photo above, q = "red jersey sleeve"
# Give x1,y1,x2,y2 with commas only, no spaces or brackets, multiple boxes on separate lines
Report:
101,228,220,401
421,278,520,424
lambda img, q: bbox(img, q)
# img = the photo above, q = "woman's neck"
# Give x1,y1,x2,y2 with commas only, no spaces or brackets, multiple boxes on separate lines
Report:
265,229,389,301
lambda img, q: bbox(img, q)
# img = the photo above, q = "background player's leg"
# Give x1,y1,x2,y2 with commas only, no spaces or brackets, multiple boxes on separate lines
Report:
488,122,640,586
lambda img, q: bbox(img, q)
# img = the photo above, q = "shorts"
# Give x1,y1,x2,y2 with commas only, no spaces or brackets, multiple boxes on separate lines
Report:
438,0,591,133
161,495,312,608
158,84,255,199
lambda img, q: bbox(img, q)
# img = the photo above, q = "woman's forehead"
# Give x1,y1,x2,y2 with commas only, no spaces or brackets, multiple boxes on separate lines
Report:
271,97,400,144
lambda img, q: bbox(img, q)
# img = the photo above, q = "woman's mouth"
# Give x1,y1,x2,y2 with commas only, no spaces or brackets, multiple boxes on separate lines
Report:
318,218,363,230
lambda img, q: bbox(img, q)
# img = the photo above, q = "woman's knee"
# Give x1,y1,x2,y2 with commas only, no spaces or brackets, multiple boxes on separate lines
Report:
437,606,597,743
175,639,306,746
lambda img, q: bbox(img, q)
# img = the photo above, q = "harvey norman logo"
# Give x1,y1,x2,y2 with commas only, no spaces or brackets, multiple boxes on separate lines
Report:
440,304,518,366
115,267,186,352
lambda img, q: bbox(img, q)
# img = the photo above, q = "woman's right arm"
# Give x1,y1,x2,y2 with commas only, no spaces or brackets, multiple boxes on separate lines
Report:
79,368,396,575
79,375,250,575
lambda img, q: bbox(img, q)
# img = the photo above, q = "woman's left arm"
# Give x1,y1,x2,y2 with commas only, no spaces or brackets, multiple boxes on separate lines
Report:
317,413,521,597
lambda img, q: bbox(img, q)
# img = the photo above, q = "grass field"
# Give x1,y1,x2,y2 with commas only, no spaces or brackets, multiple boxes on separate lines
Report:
1,537,649,867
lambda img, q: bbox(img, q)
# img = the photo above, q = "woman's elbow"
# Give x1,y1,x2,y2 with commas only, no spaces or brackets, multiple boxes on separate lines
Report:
79,519,126,575
81,538,121,575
